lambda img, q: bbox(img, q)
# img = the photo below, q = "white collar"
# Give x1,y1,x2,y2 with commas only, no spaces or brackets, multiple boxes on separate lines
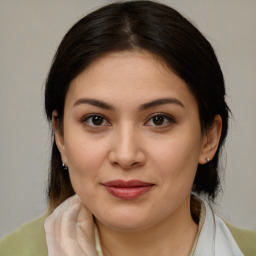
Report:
193,197,244,256
94,196,243,256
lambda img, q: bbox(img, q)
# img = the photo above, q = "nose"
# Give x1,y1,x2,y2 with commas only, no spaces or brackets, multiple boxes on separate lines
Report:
108,125,146,169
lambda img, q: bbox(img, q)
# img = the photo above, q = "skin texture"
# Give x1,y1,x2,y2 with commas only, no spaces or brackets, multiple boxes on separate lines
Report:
53,50,222,256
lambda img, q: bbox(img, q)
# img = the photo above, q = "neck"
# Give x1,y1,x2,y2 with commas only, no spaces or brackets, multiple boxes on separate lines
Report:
96,196,198,256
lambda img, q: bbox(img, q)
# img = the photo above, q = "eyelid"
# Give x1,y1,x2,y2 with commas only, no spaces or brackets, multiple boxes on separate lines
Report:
145,113,176,127
81,113,111,127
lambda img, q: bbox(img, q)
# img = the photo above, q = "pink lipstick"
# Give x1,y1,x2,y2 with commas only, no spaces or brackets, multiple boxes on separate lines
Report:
102,180,154,200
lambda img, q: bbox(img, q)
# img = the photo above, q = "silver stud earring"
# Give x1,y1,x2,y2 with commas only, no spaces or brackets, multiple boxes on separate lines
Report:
62,161,68,171
205,158,210,163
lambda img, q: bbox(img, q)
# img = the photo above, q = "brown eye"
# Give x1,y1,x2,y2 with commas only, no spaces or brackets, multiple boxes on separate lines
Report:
146,114,175,127
83,114,110,127
152,116,165,126
91,116,104,126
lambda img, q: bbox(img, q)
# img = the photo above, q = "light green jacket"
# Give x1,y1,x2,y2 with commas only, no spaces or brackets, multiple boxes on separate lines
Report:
0,214,255,256
0,215,47,256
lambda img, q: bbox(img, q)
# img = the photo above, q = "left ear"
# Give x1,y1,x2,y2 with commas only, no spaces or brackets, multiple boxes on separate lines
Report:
199,115,222,164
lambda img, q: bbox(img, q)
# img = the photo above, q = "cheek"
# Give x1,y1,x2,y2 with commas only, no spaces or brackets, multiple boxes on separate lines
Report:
155,136,201,167
150,130,202,185
64,131,108,169
63,135,109,193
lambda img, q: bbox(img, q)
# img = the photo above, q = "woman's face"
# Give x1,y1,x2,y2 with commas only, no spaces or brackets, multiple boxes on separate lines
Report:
55,51,212,232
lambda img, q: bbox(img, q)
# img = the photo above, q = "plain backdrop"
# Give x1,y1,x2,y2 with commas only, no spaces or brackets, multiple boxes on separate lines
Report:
0,0,256,238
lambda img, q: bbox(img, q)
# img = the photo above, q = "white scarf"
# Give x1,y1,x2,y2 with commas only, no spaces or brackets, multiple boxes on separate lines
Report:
44,195,244,255
194,197,244,256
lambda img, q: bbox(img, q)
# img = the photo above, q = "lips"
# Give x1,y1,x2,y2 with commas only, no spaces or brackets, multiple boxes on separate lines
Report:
102,180,154,200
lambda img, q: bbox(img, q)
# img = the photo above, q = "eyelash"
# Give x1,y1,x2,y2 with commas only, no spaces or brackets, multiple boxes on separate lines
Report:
81,113,176,128
82,114,110,127
145,113,176,128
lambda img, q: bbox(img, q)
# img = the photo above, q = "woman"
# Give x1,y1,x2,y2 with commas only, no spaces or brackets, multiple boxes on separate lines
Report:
0,1,255,255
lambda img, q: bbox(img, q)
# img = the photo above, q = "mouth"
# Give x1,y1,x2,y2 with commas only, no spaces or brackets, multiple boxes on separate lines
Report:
101,180,154,200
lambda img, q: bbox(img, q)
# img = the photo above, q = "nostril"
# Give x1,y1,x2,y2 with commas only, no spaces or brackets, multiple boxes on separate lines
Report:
111,160,143,169
108,143,146,169
112,161,119,167
131,161,141,167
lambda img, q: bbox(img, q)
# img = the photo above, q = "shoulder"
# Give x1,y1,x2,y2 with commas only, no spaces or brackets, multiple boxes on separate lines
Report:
224,220,256,256
0,213,48,256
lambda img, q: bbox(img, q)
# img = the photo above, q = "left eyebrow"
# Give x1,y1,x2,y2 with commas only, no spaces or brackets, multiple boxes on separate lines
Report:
73,98,114,110
139,98,185,111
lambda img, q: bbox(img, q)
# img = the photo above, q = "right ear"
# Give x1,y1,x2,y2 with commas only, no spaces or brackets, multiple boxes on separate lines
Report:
52,110,67,164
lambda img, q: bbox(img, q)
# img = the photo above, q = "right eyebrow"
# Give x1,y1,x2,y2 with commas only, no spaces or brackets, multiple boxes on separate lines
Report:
139,97,185,111
73,98,114,110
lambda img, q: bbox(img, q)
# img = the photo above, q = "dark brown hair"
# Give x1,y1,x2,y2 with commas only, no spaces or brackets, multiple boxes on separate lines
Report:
45,1,229,210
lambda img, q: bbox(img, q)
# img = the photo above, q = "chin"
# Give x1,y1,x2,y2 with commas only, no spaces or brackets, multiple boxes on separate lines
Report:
101,220,149,233
95,211,158,233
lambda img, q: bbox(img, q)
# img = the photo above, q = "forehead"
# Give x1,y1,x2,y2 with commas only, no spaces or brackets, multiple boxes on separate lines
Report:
66,50,197,110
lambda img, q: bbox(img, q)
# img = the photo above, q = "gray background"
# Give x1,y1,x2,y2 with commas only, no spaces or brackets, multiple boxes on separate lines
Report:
0,0,255,238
